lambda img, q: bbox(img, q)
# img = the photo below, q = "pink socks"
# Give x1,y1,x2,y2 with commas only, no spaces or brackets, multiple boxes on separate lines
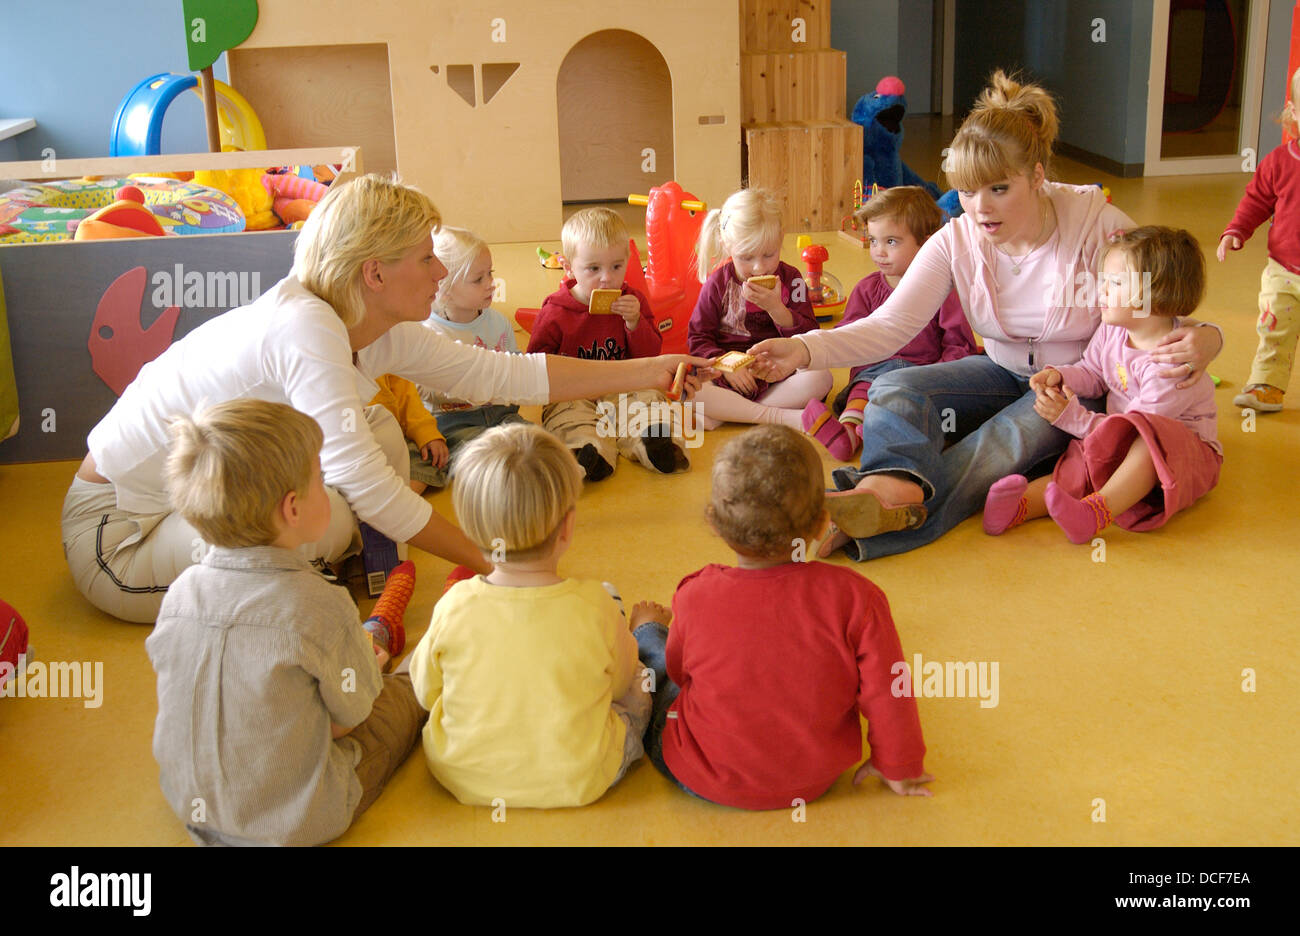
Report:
802,400,861,460
1045,482,1113,544
983,475,1029,535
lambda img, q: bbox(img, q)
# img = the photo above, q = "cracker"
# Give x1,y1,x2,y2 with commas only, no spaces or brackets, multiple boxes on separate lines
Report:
588,288,621,314
713,351,756,373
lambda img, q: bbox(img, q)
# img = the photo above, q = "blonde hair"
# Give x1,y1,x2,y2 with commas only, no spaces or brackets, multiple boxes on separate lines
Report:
856,185,945,244
431,226,490,316
1100,226,1205,318
945,70,1059,192
1278,67,1300,138
451,423,583,562
706,425,825,559
696,187,784,282
561,207,629,262
165,399,324,549
291,173,442,329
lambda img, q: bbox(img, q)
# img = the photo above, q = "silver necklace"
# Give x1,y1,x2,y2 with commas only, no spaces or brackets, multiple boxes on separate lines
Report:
998,200,1048,275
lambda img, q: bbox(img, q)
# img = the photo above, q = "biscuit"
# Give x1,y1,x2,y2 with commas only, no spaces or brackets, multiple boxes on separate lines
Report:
747,274,778,290
713,351,756,373
588,289,621,314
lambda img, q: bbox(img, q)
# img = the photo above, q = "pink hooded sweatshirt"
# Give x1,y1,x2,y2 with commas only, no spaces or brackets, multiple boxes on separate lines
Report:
798,182,1135,376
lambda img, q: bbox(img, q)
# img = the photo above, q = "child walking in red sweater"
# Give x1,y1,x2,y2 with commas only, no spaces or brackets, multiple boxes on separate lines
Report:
1219,67,1300,412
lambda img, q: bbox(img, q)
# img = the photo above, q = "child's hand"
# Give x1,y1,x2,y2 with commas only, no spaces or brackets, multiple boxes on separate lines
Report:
629,600,671,630
725,367,759,396
421,439,450,468
742,280,793,327
1033,384,1074,422
611,294,641,331
1216,234,1241,262
854,760,934,797
1028,367,1061,396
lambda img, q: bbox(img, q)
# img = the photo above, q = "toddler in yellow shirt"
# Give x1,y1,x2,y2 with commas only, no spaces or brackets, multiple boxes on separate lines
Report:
370,373,450,494
408,423,659,807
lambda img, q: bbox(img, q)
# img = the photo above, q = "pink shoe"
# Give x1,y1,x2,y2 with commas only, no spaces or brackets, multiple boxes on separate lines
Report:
983,475,1029,535
802,400,861,461
1045,482,1113,544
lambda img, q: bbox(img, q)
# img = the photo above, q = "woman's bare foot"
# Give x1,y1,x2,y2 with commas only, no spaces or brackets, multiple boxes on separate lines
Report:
855,472,924,506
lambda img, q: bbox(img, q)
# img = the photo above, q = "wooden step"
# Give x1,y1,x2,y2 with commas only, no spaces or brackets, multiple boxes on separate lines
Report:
740,0,832,52
743,119,862,233
742,49,846,123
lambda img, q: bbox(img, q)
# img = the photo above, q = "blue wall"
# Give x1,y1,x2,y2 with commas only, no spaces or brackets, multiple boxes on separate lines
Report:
1258,0,1294,159
834,0,935,116
0,0,228,160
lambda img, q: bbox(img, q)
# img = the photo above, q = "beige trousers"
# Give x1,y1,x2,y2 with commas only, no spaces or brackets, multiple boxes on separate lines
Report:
61,405,409,623
541,389,688,474
1247,257,1300,390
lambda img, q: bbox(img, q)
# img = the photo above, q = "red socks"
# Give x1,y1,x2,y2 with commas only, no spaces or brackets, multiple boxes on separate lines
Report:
363,560,415,657
1045,483,1113,544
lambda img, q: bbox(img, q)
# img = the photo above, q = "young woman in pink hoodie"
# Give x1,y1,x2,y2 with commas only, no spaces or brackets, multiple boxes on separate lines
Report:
751,71,1224,561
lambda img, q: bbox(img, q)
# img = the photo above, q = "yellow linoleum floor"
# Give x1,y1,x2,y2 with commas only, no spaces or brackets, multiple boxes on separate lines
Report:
1,122,1296,845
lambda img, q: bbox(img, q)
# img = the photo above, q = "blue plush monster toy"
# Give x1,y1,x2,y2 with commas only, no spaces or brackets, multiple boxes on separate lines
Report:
852,75,963,219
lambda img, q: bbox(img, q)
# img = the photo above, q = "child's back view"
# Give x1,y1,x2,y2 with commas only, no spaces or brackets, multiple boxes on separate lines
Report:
408,423,654,807
146,399,425,846
635,426,931,809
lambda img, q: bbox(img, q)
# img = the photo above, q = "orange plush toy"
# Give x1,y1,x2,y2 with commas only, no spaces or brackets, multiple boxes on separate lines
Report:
73,186,167,240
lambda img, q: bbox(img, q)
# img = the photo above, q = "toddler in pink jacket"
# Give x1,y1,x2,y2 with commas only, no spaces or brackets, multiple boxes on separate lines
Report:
983,227,1221,543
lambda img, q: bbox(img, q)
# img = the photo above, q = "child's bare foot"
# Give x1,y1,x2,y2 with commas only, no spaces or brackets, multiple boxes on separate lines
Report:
816,522,851,557
409,479,428,494
629,600,671,629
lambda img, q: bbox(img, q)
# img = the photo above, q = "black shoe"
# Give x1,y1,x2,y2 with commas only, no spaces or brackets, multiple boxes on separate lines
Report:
642,427,686,473
574,444,614,481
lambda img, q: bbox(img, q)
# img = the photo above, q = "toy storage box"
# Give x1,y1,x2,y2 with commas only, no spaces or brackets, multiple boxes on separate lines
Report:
0,147,359,464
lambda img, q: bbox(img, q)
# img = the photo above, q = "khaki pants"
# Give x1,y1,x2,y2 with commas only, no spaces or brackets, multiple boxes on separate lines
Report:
345,673,428,819
61,405,409,624
1247,257,1300,390
541,389,687,475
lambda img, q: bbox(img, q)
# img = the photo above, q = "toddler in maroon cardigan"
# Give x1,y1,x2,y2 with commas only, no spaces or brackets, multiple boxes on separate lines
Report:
633,425,932,809
803,186,978,460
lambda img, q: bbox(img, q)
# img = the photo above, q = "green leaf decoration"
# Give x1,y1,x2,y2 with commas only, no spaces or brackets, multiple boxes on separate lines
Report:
183,0,259,72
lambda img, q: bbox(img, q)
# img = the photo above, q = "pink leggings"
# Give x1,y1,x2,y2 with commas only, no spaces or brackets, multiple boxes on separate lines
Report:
692,369,833,429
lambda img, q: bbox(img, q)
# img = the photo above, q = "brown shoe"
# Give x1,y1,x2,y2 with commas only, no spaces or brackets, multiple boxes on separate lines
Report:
825,488,927,538
1233,384,1284,412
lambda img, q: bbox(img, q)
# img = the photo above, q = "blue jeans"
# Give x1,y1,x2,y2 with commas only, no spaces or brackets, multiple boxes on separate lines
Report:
633,622,701,799
434,405,526,459
831,357,915,415
832,354,1104,561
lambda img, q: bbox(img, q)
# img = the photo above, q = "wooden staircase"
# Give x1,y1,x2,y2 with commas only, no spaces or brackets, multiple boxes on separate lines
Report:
740,0,862,232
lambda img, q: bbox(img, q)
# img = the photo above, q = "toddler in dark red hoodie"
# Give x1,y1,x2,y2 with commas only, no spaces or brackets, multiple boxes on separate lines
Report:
527,207,690,480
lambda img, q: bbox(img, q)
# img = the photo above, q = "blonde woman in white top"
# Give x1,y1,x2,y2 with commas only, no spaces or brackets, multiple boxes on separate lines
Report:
63,175,706,623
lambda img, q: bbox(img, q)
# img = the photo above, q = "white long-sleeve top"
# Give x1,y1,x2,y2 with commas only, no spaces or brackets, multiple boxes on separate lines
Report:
88,275,550,542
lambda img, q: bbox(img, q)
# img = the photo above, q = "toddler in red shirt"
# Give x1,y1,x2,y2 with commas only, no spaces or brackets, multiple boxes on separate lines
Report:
633,425,932,809
527,207,689,480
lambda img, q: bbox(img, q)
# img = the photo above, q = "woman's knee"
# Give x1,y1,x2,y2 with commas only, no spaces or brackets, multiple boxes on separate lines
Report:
365,405,410,483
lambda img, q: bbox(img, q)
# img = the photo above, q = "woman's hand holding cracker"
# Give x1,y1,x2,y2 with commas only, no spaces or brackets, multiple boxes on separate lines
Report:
749,337,811,381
